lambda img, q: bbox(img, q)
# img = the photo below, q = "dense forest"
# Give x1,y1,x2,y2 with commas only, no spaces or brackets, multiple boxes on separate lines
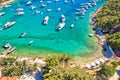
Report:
95,0,120,52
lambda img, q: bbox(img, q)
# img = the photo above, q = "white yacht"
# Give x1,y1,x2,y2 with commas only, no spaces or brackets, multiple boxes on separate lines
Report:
43,16,49,25
76,8,81,11
34,10,40,14
57,8,61,11
91,1,96,6
61,14,65,22
47,9,52,12
4,4,11,8
19,32,26,38
54,0,59,2
16,8,24,11
71,0,74,3
2,43,11,49
86,3,92,7
26,1,32,5
47,1,52,4
28,40,33,45
64,0,68,3
3,21,16,30
88,34,94,37
70,24,74,28
16,11,24,16
0,12,5,16
30,6,36,10
40,3,46,8
40,0,43,3
56,22,65,31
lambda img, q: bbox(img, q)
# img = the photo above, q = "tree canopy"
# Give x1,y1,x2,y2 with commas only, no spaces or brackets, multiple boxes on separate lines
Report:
42,54,93,80
95,0,120,32
0,57,38,77
107,32,120,51
95,0,120,52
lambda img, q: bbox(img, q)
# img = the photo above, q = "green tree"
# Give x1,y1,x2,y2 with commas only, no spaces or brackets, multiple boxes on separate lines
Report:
2,66,21,77
99,64,116,79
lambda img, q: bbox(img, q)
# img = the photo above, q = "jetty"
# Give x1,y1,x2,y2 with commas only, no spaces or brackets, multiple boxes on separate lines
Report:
1,47,11,56
1,43,16,56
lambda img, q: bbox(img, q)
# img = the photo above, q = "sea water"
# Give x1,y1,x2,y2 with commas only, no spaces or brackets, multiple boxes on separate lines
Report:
0,0,105,56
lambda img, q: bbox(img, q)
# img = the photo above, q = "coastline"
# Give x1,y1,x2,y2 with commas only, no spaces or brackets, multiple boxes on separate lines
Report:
0,0,107,65
1,0,15,6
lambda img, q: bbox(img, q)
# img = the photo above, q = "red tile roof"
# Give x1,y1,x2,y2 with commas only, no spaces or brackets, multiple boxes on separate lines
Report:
0,76,18,80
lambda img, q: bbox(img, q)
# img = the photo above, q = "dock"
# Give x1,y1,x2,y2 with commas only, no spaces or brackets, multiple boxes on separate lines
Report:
1,47,11,56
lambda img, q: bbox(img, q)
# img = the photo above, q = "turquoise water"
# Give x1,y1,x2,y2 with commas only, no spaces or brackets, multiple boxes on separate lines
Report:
0,0,105,56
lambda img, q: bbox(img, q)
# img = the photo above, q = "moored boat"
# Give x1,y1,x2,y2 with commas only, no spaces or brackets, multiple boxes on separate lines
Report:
47,1,52,4
43,16,49,25
56,22,65,31
40,3,46,8
0,12,5,16
19,32,26,38
26,1,32,5
34,10,40,14
16,11,24,16
61,14,65,22
30,5,36,10
70,24,74,28
57,8,61,11
2,43,11,49
28,40,34,45
16,8,24,11
47,9,52,12
3,21,16,30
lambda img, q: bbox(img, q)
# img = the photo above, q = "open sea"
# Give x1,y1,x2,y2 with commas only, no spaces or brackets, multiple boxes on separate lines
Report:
0,0,106,56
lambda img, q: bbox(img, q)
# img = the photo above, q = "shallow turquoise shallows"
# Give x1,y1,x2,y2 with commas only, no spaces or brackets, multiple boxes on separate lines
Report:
0,0,105,56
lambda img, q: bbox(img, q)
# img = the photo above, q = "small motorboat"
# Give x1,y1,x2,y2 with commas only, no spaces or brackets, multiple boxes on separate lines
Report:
70,24,74,28
86,3,92,7
57,8,61,11
47,1,52,4
75,17,78,20
91,2,96,6
56,22,65,31
34,10,40,14
71,0,74,3
4,4,11,8
28,40,33,45
43,16,49,25
2,43,11,49
16,8,24,11
19,32,26,38
30,6,36,10
61,14,65,22
26,1,32,5
64,0,68,3
3,21,16,30
40,3,46,8
54,0,59,2
0,12,5,16
16,11,24,16
88,34,94,37
40,0,43,3
47,9,52,12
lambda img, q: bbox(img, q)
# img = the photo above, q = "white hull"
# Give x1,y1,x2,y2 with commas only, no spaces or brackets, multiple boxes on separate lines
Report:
56,22,65,31
43,16,49,25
